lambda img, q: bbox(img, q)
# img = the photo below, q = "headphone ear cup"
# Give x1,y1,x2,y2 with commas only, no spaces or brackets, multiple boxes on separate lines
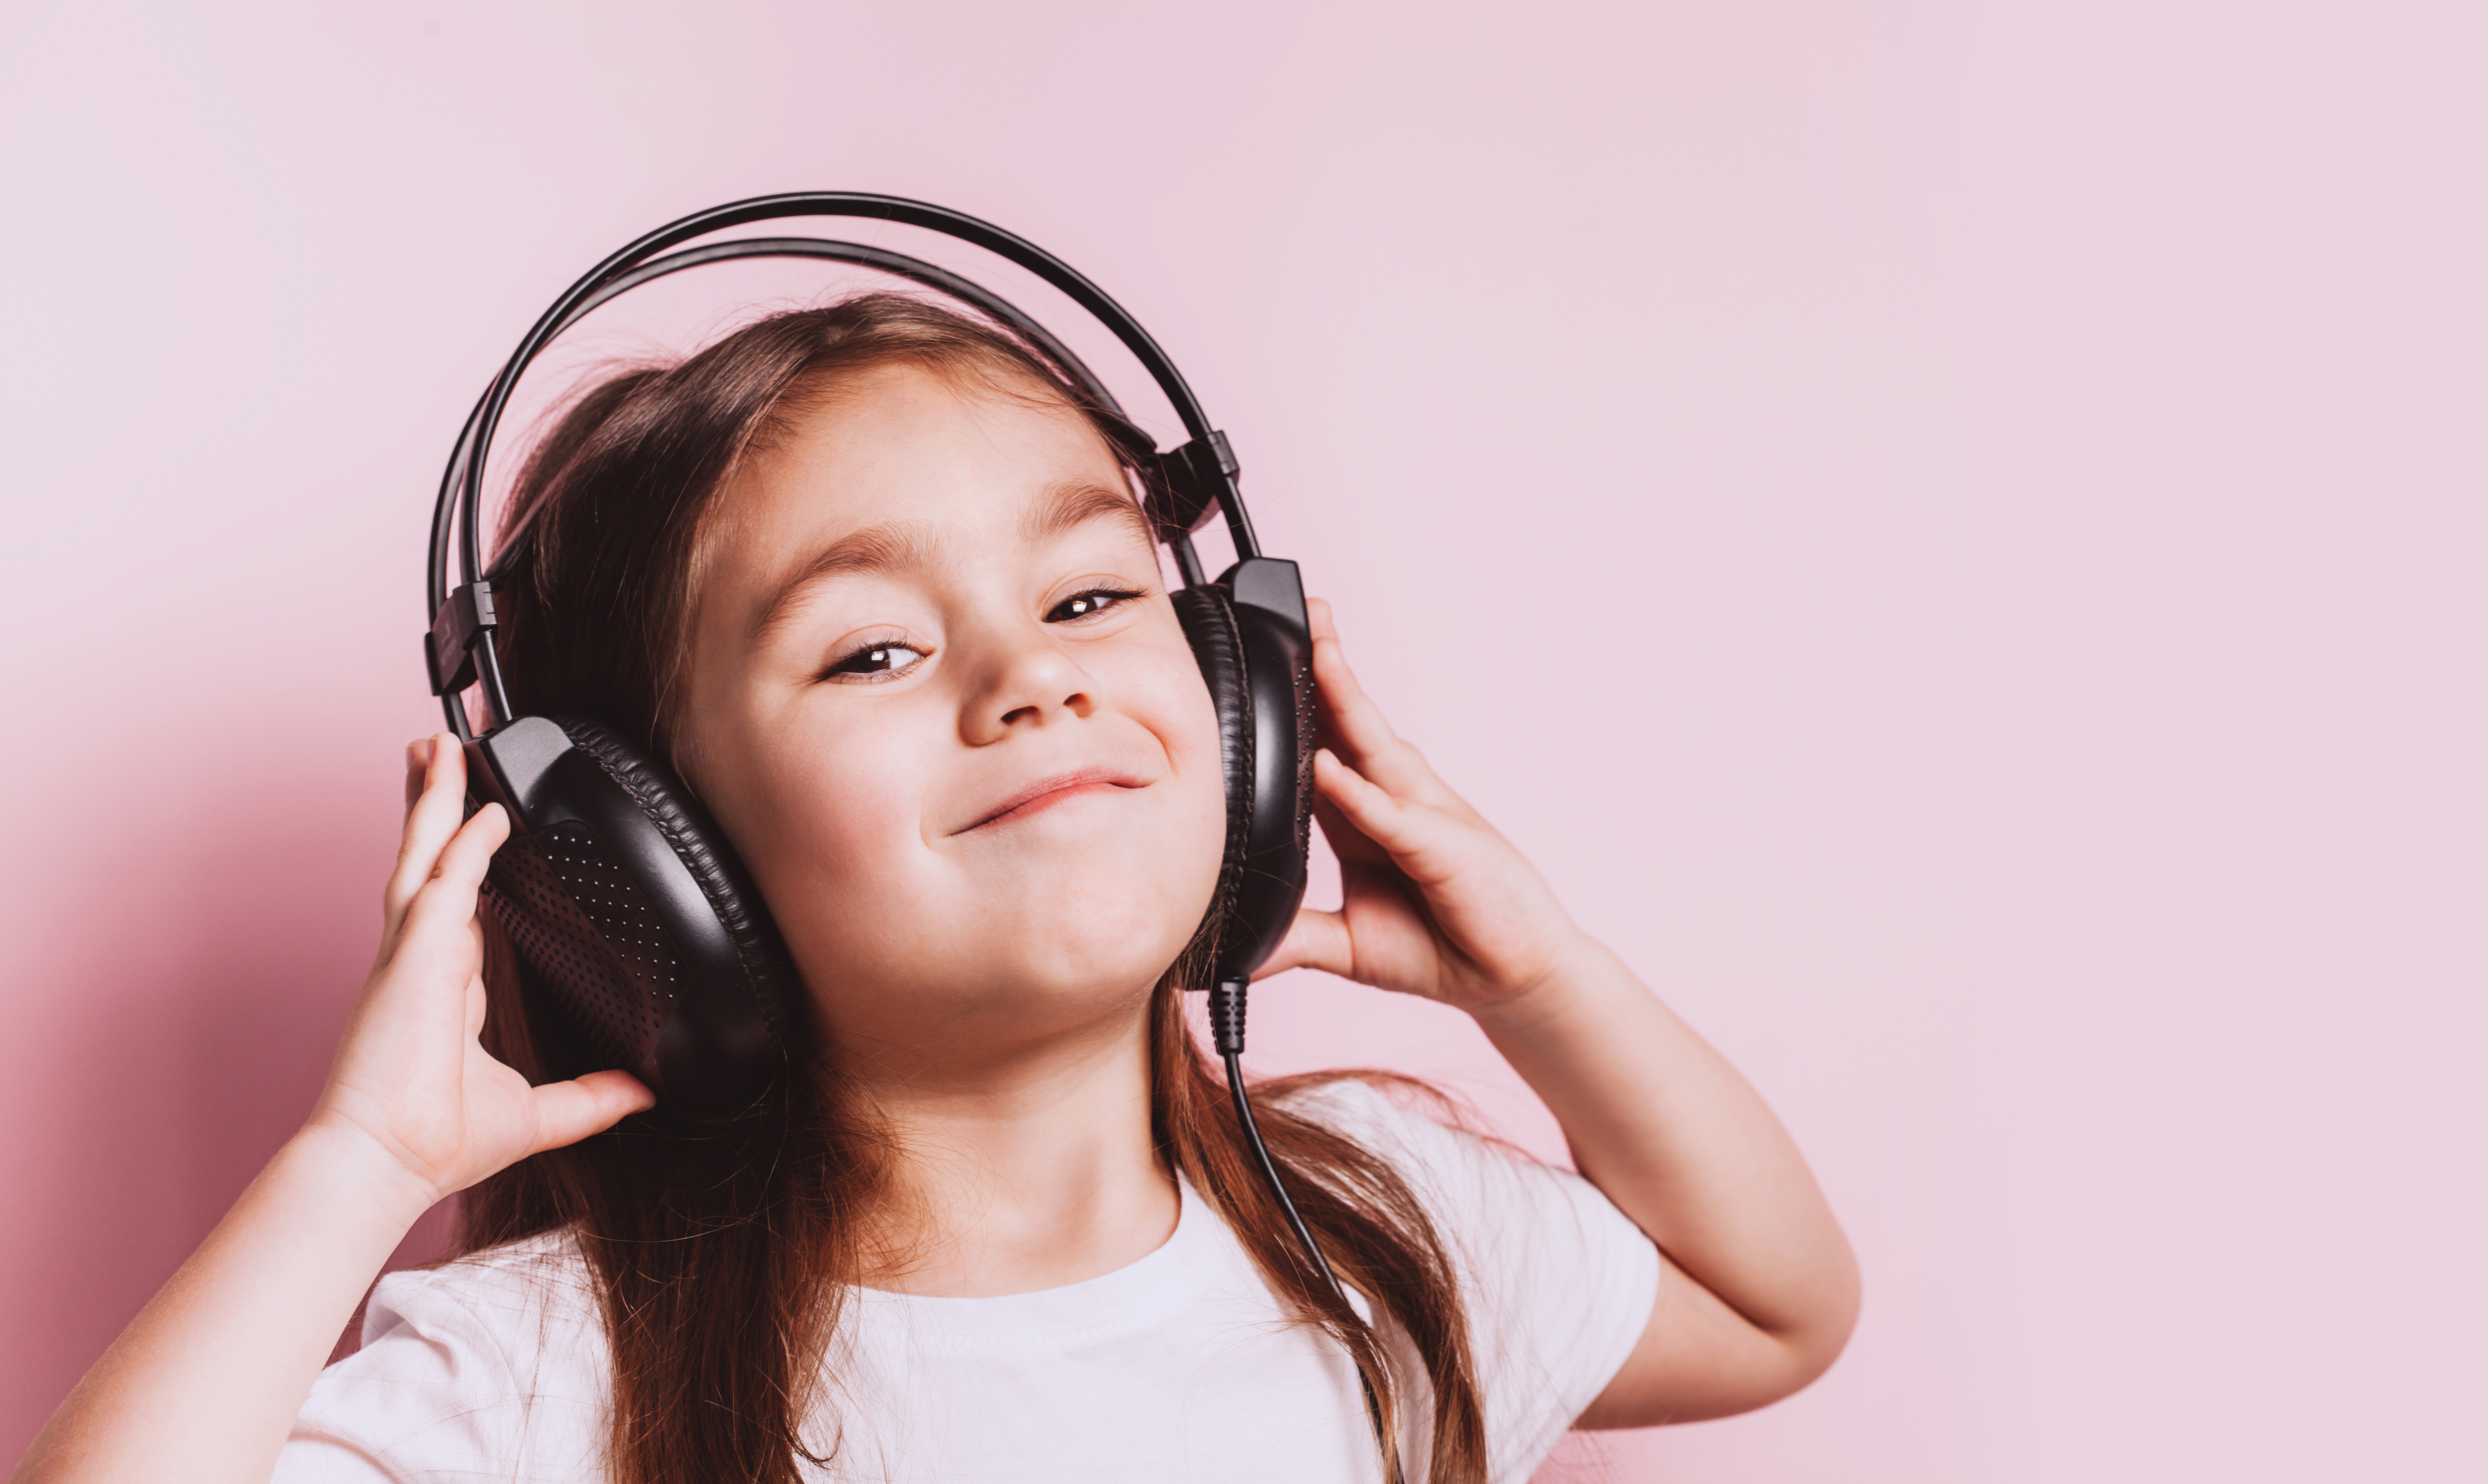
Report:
1172,586,1254,946
473,714,802,1118
1171,583,1314,986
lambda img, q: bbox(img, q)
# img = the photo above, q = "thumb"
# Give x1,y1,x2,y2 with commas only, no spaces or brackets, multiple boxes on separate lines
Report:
526,1070,656,1155
1256,905,1354,981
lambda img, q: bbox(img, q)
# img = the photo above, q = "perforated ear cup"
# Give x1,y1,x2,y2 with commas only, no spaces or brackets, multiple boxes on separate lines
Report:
473,714,801,1117
1171,582,1315,985
487,820,676,1074
552,717,803,1040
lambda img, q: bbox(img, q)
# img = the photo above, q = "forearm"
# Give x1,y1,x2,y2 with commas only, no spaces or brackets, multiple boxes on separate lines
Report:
1474,935,1858,1355
13,1123,433,1484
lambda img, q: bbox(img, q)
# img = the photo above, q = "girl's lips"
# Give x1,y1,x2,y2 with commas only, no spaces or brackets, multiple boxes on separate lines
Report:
953,768,1145,834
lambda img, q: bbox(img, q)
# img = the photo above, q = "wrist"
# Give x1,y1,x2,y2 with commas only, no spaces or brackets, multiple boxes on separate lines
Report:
1467,928,1615,1038
282,1117,446,1235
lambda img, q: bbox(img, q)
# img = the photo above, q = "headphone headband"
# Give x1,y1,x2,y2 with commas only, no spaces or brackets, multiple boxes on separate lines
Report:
426,194,1253,735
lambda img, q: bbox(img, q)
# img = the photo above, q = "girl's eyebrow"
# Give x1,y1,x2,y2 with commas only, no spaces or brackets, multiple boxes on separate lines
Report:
750,521,939,644
1023,479,1155,550
748,484,1149,646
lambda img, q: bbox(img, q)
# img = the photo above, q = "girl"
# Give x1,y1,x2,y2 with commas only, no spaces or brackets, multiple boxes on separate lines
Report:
15,295,1858,1484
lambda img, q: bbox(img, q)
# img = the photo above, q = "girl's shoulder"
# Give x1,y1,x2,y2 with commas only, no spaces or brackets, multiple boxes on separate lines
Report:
1270,1073,1663,1482
364,1226,602,1358
1272,1071,1646,1277
279,1230,610,1483
1268,1073,1535,1204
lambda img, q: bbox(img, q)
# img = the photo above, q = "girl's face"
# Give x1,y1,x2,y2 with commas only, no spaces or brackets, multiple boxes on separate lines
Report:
676,362,1226,1057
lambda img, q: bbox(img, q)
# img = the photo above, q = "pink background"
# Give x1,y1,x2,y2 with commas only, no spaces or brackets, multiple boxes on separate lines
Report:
4,2,2482,1478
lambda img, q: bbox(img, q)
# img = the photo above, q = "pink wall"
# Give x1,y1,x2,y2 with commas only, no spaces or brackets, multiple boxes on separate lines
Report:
4,2,2481,1477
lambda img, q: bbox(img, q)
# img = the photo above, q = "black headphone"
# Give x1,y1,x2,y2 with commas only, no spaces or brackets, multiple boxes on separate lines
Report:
422,194,1314,1119
425,195,1391,1459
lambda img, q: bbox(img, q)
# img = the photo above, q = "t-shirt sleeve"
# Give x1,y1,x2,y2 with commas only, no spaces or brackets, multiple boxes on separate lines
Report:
1288,1079,1662,1484
273,1239,607,1484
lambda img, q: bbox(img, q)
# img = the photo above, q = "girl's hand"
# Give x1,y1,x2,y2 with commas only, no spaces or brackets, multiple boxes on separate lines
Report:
303,735,652,1214
10,738,658,1484
1265,604,1862,1427
1260,600,1589,1025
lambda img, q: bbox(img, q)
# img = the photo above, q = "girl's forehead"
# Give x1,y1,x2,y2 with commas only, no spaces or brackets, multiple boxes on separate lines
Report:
699,362,1149,620
729,361,1128,537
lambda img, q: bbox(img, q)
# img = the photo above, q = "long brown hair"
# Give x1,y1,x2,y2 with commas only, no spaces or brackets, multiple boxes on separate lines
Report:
455,294,1487,1483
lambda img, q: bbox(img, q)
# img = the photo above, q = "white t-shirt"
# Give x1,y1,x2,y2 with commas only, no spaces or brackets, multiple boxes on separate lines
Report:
276,1081,1659,1484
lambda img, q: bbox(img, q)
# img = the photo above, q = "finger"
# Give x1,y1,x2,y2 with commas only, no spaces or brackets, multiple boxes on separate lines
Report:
526,1070,657,1153
387,736,447,925
430,801,508,895
1309,780,1393,867
391,803,509,964
1305,610,1446,804
1257,905,1357,981
385,737,471,937
1307,595,1339,647
404,740,429,817
1305,599,1384,757
1315,749,1464,882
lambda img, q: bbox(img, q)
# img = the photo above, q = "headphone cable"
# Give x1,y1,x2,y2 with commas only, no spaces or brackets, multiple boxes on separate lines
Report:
1210,980,1403,1482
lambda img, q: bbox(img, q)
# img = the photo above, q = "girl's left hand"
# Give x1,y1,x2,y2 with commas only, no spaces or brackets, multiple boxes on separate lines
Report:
1264,606,1864,1428
1259,599,1588,1023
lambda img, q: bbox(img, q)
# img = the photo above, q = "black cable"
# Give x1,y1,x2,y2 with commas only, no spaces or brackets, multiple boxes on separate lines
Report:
1221,1045,1338,1291
1210,981,1400,1481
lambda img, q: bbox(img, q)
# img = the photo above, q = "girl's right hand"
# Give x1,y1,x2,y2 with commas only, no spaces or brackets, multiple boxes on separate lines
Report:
302,734,653,1215
11,736,655,1484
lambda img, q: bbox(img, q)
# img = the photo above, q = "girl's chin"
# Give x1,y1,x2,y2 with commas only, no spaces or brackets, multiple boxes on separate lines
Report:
939,869,1214,949
810,970,1171,1055
787,875,1218,1019
974,939,1190,1004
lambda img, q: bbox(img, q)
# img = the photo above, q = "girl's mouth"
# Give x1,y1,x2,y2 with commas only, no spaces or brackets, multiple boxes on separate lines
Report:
953,768,1145,834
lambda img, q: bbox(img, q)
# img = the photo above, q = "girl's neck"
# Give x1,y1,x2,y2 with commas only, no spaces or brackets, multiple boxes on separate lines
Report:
832,992,1178,1298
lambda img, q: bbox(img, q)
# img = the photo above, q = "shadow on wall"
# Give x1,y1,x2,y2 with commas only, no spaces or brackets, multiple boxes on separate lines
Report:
4,759,452,1455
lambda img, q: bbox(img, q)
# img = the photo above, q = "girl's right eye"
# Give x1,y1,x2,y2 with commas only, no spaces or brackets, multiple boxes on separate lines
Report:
820,640,929,683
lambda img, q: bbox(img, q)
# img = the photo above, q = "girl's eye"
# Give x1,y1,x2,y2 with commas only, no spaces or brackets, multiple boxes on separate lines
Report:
1046,587,1142,623
821,641,929,683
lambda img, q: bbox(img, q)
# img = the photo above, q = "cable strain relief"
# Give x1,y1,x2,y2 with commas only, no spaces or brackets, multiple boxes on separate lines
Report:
1209,978,1248,1056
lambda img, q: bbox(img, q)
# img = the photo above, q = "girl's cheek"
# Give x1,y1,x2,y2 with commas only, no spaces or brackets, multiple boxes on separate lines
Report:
764,719,930,884
1118,643,1231,882
1128,641,1222,778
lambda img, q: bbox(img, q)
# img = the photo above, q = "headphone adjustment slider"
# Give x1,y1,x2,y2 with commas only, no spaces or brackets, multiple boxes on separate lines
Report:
425,581,498,696
1153,430,1240,537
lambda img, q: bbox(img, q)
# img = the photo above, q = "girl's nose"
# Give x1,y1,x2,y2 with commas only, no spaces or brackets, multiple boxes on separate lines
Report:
958,630,1098,744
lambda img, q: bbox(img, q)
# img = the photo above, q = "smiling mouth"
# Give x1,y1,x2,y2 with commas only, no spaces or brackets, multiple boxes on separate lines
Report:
956,769,1144,834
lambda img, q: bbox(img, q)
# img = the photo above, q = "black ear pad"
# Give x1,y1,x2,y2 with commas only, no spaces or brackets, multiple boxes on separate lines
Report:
1173,586,1256,943
469,714,802,1118
1172,566,1317,987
